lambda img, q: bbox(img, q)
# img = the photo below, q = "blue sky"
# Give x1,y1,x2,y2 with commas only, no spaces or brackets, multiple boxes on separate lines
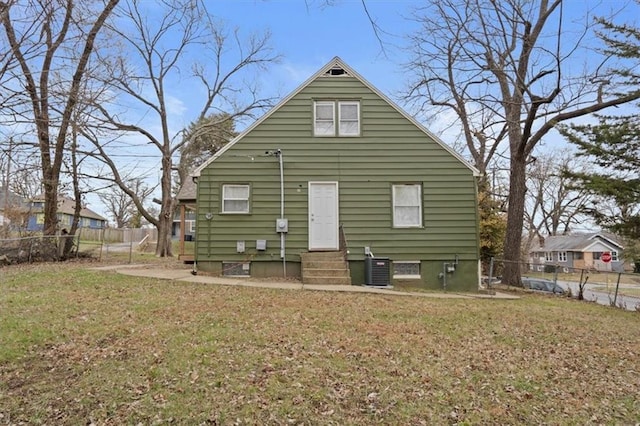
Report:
81,0,638,219
210,1,415,98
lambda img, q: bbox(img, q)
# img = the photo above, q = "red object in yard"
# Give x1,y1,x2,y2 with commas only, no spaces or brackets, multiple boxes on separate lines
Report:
601,252,612,263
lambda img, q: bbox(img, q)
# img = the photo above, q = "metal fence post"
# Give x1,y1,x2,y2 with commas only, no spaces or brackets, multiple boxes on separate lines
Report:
488,257,495,288
613,273,622,307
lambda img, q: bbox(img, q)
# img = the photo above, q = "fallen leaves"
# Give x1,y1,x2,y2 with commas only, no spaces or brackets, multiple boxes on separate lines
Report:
1,263,639,424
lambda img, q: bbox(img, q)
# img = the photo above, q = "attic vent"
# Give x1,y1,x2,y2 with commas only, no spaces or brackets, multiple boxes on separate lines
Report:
325,66,349,77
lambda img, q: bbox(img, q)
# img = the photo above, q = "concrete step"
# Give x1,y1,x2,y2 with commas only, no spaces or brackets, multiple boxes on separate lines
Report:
301,251,351,285
302,276,352,285
302,268,351,278
302,260,348,270
300,251,345,261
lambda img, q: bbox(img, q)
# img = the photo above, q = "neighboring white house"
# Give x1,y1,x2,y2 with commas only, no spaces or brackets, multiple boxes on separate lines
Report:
529,233,627,272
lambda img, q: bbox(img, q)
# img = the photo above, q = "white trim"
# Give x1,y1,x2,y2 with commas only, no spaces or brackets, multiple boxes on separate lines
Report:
393,261,421,279
314,101,335,136
582,240,620,254
308,181,339,250
221,184,250,214
193,56,480,177
557,251,567,262
338,100,360,136
392,183,422,228
588,234,624,249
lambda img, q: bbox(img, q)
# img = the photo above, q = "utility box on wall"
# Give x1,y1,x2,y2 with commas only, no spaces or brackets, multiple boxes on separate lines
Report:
364,257,391,287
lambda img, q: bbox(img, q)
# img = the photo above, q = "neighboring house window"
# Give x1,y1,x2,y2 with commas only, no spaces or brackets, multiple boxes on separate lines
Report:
558,252,567,262
392,184,422,228
574,252,584,260
338,101,360,136
313,100,360,137
611,251,619,261
593,252,602,260
545,252,553,262
314,101,335,136
188,220,196,233
393,261,420,279
222,184,250,213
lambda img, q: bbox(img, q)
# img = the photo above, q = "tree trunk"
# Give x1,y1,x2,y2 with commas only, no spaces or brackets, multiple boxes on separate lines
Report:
502,153,528,286
156,214,173,257
155,155,174,257
42,170,58,236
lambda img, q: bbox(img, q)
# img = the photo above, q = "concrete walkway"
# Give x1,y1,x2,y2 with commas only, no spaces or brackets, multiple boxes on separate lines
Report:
92,264,519,300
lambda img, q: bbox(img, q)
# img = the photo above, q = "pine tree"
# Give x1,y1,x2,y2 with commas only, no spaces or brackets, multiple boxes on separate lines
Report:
560,9,640,271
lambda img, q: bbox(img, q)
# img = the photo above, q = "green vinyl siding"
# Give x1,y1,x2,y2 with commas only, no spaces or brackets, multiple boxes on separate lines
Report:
196,72,480,289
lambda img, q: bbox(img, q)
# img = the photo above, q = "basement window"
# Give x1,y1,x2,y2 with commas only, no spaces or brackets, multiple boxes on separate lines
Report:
223,262,251,277
393,261,420,279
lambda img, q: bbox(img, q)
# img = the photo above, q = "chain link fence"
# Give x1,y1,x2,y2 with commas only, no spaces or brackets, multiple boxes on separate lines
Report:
0,234,140,265
485,258,640,311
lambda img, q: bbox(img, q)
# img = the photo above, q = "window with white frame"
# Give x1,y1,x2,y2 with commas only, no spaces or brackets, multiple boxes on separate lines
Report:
188,220,196,233
314,100,360,137
612,251,619,261
545,252,553,262
558,251,567,262
222,184,250,214
392,184,422,228
338,101,360,136
393,261,420,279
314,101,335,136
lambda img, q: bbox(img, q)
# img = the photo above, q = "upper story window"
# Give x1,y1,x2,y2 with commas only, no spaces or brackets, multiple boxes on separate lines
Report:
314,100,360,137
558,251,567,262
314,101,335,136
222,184,250,214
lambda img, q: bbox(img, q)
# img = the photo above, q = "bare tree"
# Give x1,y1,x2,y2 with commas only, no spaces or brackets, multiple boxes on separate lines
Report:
523,150,592,251
0,0,119,236
406,0,640,284
98,179,154,228
0,136,41,199
83,0,278,257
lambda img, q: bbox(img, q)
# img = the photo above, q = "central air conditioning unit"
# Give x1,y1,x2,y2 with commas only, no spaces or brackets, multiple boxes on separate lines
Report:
365,257,391,287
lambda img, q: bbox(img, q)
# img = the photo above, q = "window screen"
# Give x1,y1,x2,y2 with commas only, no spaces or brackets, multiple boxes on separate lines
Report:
393,184,422,227
222,184,250,213
338,101,360,136
314,102,335,136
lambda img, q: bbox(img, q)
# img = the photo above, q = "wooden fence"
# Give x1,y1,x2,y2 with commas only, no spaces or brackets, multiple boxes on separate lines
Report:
78,227,158,243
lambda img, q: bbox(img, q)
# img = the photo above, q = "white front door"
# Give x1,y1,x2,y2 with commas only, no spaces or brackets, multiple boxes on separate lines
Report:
308,182,339,250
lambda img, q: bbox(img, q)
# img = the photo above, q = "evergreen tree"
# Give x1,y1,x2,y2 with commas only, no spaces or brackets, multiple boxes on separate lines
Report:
560,9,640,271
561,114,640,240
177,113,237,188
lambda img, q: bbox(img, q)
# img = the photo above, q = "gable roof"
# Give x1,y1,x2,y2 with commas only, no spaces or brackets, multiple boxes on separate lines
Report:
0,188,26,210
530,233,624,253
31,195,107,221
176,176,197,202
194,56,480,177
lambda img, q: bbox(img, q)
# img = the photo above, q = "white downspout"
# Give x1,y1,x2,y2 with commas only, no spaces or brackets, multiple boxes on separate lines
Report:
277,149,286,278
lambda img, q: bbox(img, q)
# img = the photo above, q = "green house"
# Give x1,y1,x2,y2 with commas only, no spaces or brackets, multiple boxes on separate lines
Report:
193,57,481,291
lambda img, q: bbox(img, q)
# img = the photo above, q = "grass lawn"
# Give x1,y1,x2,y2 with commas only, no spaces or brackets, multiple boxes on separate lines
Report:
1,263,639,424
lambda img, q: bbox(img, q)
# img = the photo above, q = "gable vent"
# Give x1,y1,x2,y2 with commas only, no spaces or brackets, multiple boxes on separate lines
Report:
324,65,349,77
